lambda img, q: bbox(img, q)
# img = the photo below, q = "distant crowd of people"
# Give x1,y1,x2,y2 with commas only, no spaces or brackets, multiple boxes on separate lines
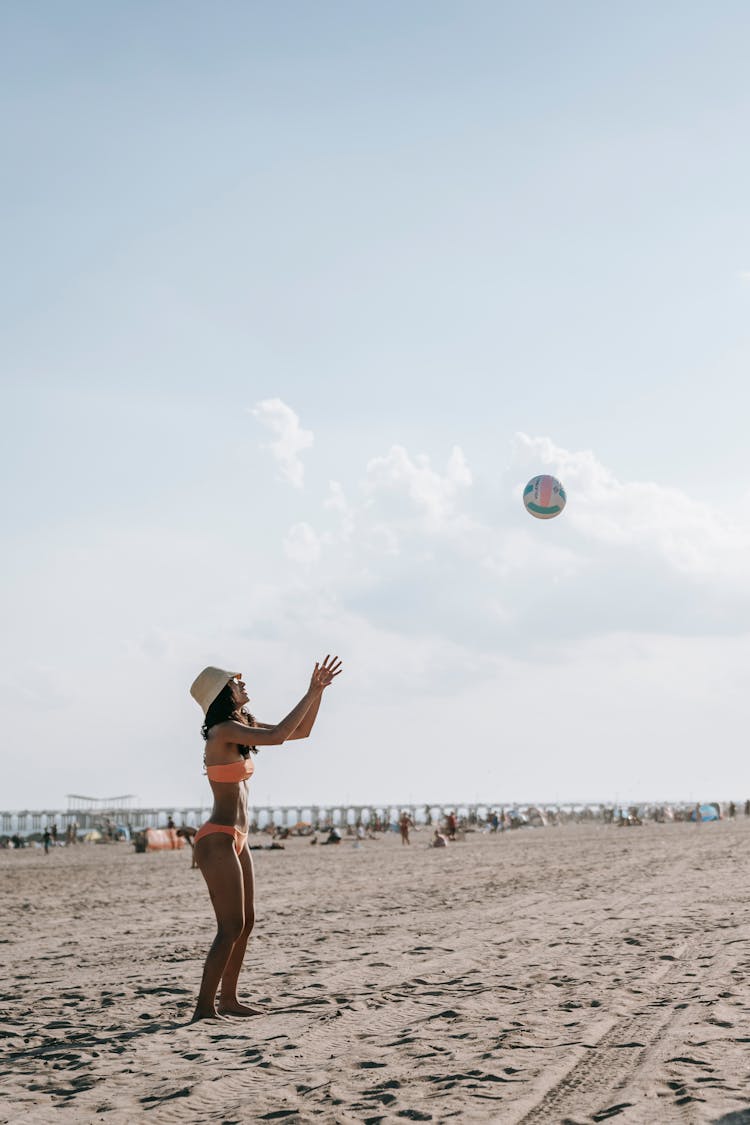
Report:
14,821,81,853
2,816,127,851
603,800,749,827
5,799,750,853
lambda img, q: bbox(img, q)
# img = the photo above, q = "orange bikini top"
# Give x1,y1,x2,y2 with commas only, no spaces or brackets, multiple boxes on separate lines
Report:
206,757,255,783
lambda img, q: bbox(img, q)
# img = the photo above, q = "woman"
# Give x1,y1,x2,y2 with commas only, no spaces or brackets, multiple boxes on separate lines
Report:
189,655,342,1022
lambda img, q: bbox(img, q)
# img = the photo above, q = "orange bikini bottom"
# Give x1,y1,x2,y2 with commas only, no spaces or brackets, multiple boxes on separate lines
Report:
194,822,248,856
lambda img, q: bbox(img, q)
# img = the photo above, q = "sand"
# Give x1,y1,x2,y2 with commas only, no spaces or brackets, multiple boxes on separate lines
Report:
2,819,750,1124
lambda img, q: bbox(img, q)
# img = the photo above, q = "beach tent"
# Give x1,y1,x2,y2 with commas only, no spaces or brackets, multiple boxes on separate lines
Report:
144,827,184,851
507,809,529,829
690,804,720,822
83,829,102,842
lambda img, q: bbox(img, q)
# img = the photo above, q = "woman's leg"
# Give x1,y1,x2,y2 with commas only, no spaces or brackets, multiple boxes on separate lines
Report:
192,834,245,1021
218,847,262,1016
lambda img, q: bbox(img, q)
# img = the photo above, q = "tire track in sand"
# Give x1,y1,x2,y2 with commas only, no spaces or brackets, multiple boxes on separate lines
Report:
513,939,700,1125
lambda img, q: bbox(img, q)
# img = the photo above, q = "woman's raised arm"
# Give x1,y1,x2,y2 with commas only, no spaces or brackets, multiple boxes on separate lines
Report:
219,656,342,747
221,689,320,746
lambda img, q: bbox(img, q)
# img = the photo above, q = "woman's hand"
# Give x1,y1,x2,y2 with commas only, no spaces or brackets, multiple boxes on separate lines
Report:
309,655,342,693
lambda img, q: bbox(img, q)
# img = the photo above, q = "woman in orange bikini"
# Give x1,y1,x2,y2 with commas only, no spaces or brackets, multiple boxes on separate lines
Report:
189,655,342,1022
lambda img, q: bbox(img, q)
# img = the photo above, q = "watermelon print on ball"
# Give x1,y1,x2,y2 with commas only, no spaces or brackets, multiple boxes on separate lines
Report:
523,474,566,520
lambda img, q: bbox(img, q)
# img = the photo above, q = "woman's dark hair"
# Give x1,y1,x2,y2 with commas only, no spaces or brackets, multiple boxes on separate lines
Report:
201,682,257,757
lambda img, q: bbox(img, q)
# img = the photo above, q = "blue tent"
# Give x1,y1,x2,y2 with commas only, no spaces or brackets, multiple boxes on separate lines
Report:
690,803,720,822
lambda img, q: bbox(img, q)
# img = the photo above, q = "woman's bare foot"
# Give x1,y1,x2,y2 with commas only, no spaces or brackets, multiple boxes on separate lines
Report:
217,1000,265,1017
190,1007,230,1023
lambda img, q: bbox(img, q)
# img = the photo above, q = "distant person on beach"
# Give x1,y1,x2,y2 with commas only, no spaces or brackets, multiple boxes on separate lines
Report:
43,827,52,854
188,656,342,1022
399,812,413,845
176,825,198,868
446,811,457,841
430,829,448,848
745,799,750,818
694,803,702,826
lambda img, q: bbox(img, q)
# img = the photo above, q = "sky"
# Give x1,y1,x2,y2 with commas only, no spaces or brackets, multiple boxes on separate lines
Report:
2,1,750,811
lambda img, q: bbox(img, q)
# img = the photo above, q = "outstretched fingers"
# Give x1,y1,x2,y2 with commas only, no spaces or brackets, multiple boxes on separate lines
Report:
317,655,343,684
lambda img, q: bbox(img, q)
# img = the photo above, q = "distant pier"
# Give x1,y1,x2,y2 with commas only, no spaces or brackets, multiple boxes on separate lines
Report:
0,793,614,836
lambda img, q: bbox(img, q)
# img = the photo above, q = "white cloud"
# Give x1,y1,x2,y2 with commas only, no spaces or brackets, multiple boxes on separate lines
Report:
363,444,472,529
239,434,750,661
324,480,349,514
324,480,356,541
10,432,750,808
284,522,322,564
138,628,175,660
251,398,314,488
364,522,401,557
0,664,73,711
512,432,750,581
239,595,750,805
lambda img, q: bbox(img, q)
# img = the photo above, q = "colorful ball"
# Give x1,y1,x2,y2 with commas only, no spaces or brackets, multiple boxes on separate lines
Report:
523,474,566,520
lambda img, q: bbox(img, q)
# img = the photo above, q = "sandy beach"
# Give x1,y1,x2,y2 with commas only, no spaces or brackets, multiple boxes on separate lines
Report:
2,819,749,1124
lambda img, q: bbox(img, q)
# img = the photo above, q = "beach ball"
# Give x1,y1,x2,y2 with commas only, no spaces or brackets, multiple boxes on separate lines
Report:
523,474,566,520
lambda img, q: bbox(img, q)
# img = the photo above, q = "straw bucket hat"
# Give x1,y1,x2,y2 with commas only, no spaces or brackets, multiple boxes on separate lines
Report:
190,666,241,715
